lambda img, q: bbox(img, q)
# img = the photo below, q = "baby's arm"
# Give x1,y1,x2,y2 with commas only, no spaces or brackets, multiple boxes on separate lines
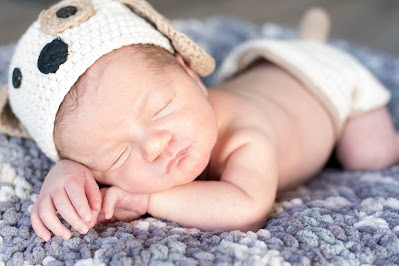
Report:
148,135,278,232
30,160,102,241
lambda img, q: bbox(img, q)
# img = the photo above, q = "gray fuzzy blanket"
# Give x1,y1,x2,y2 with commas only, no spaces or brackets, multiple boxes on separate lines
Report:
1,17,399,266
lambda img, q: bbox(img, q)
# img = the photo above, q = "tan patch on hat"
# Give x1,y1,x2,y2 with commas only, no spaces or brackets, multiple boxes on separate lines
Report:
0,85,31,139
39,0,95,36
116,0,215,77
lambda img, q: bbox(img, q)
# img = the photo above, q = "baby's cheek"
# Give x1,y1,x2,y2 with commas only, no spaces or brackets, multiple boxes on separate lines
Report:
113,165,138,187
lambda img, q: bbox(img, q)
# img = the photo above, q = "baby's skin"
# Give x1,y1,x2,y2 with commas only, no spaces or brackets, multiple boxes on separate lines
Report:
31,45,399,242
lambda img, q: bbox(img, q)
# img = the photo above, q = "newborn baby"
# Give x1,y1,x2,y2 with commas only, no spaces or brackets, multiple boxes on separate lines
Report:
2,0,398,242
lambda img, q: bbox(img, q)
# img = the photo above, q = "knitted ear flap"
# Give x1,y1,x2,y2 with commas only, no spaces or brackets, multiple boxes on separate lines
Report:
116,0,215,77
0,85,31,139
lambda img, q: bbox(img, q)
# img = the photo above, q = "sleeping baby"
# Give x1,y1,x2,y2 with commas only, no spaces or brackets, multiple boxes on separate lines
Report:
1,0,398,242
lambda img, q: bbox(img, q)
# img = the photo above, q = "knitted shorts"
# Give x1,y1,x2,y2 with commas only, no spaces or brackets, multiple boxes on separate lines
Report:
215,39,392,139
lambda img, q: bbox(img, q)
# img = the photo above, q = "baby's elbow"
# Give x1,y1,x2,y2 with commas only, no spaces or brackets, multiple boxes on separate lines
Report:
235,220,266,233
232,204,271,232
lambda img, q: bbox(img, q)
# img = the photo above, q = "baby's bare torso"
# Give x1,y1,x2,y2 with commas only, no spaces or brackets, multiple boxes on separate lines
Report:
206,62,336,191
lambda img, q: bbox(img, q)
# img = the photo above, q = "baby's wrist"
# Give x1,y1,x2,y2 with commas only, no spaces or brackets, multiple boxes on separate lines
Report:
143,193,151,215
146,193,154,215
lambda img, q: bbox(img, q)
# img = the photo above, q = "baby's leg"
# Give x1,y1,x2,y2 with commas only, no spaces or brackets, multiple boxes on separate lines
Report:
335,106,399,170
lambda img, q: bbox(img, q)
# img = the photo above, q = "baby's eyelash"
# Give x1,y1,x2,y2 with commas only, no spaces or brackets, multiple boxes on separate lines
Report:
109,146,131,171
112,148,126,165
152,97,173,119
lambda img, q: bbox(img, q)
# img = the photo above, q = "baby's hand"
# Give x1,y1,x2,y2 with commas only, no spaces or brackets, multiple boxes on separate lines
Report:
97,186,149,223
30,159,101,241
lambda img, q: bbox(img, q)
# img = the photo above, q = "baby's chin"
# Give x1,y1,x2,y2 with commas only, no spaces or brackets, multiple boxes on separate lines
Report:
176,150,210,182
141,155,209,194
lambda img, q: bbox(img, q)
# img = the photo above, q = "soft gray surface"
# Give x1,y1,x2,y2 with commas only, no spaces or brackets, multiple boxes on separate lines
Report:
1,17,399,265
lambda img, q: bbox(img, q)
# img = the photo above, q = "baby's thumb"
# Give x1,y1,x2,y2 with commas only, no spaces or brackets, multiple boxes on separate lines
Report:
102,186,122,219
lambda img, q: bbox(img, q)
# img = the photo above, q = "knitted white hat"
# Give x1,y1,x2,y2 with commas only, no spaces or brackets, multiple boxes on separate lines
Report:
0,0,215,162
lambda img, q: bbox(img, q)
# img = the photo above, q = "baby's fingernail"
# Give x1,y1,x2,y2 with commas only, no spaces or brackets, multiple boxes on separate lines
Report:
80,225,89,234
63,232,71,240
84,214,91,222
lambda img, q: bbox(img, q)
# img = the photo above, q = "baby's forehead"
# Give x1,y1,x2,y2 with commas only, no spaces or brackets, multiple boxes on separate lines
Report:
77,48,179,99
76,47,138,89
84,45,168,79
86,47,129,76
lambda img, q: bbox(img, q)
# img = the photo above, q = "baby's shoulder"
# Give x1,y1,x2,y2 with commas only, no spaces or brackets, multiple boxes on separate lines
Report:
208,89,275,144
208,116,275,178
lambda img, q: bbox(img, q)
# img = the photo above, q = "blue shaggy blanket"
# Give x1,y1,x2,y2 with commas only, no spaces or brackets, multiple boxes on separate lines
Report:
1,17,399,265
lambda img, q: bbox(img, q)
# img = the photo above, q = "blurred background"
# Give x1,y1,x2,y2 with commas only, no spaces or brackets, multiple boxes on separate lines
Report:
1,0,399,56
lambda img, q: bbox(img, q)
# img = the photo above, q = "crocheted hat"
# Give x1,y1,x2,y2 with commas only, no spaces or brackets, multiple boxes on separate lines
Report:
0,0,215,162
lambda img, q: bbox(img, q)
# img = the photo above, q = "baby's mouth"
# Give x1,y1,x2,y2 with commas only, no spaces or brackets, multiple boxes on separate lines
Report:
165,146,191,174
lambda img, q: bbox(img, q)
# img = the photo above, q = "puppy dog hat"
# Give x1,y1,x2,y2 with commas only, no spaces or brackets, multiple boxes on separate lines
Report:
0,0,215,162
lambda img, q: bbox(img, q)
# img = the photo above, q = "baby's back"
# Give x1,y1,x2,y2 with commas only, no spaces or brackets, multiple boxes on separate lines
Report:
209,60,336,191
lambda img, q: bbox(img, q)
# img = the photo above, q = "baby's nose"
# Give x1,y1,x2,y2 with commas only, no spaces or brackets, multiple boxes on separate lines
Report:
141,130,173,162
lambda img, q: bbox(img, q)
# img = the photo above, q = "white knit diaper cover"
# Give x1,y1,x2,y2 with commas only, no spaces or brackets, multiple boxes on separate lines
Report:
215,39,392,138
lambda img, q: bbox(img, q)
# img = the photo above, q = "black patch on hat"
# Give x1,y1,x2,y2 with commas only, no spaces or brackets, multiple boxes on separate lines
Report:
38,38,68,74
56,6,77,19
12,68,22,89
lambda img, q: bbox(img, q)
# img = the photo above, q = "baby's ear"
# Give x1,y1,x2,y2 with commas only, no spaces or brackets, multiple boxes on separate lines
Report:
0,84,31,139
175,54,208,96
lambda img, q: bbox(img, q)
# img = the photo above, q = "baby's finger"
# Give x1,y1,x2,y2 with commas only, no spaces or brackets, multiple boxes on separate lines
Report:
88,209,100,229
96,211,108,223
65,178,92,223
100,187,108,198
84,172,101,212
103,187,124,219
52,188,90,235
97,211,117,223
38,196,71,240
30,202,51,242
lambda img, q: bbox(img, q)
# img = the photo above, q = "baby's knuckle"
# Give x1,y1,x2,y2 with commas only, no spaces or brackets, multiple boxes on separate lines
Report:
102,198,113,206
53,198,69,211
57,202,69,213
68,189,82,202
66,177,84,188
52,187,65,198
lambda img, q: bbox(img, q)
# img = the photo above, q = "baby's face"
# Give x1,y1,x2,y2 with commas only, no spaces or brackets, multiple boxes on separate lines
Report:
59,46,218,193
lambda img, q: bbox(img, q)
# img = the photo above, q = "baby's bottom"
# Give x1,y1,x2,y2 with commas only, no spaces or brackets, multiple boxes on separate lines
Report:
336,106,399,170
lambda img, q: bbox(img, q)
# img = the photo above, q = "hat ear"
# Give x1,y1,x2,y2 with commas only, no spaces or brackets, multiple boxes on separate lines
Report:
116,0,215,77
39,0,95,36
0,84,31,139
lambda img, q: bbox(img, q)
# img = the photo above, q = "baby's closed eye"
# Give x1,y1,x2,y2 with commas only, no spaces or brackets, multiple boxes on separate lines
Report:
152,91,175,120
108,145,131,172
